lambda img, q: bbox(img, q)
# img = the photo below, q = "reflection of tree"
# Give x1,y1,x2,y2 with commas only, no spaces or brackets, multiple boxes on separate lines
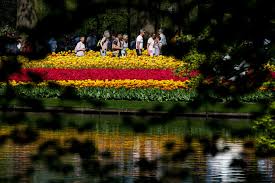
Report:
257,159,274,182
12,145,32,183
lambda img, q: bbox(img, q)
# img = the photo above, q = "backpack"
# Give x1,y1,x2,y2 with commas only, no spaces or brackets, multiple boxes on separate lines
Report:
130,41,136,49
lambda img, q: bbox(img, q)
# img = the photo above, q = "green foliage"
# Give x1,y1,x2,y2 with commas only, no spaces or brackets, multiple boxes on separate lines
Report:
75,9,128,35
179,34,195,43
270,101,275,110
175,26,218,77
0,25,16,36
253,115,275,137
99,9,128,33
65,0,77,11
239,91,274,103
184,50,206,66
0,0,17,27
0,85,196,102
176,50,206,77
0,85,273,103
186,76,203,89
255,136,275,156
253,103,275,155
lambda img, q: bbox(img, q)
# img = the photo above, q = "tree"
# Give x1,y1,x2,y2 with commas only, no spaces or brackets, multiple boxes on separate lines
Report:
17,0,38,29
0,0,17,27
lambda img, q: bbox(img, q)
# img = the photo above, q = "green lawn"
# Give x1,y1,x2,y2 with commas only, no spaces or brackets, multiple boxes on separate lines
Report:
0,98,267,114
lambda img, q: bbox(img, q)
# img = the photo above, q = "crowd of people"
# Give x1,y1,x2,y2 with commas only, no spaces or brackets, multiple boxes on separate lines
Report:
74,29,167,57
0,28,167,57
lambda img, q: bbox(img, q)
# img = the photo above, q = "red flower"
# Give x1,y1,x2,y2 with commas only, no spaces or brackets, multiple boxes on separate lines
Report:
9,68,198,82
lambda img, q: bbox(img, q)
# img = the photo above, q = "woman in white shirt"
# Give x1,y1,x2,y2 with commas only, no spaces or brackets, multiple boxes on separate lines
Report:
136,29,145,56
75,37,86,57
147,34,156,56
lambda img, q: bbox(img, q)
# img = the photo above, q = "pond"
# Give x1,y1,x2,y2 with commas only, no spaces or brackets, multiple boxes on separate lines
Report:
0,112,274,183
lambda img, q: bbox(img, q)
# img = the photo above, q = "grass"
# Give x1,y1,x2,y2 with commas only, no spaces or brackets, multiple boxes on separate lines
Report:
0,98,268,114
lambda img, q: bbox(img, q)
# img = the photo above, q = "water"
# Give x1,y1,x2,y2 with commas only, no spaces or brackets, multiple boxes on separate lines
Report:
0,113,274,183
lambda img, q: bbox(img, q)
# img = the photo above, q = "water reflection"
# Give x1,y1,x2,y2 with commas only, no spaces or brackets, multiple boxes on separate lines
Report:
0,113,274,182
257,159,274,182
206,142,244,182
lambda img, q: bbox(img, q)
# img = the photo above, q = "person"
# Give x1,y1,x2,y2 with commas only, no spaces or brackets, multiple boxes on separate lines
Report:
5,37,19,55
17,37,22,52
171,30,181,46
130,37,136,50
109,33,116,51
121,34,129,57
136,29,145,56
74,36,86,57
100,30,110,56
60,35,70,51
158,29,167,54
48,37,57,53
86,30,97,51
21,38,33,55
112,34,123,57
154,35,161,56
147,33,156,56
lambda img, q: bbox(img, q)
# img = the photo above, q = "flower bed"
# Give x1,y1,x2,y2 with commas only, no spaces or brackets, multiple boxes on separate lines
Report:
7,68,198,90
1,50,274,101
7,51,199,92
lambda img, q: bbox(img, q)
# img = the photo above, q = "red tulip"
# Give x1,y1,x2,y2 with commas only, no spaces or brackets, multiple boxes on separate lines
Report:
9,68,198,82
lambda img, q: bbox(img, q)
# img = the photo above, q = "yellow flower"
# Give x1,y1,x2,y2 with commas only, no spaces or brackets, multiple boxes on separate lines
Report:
21,50,185,69
4,79,190,90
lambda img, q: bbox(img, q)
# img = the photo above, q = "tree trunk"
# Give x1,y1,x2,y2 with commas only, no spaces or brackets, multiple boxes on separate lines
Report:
17,0,38,29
